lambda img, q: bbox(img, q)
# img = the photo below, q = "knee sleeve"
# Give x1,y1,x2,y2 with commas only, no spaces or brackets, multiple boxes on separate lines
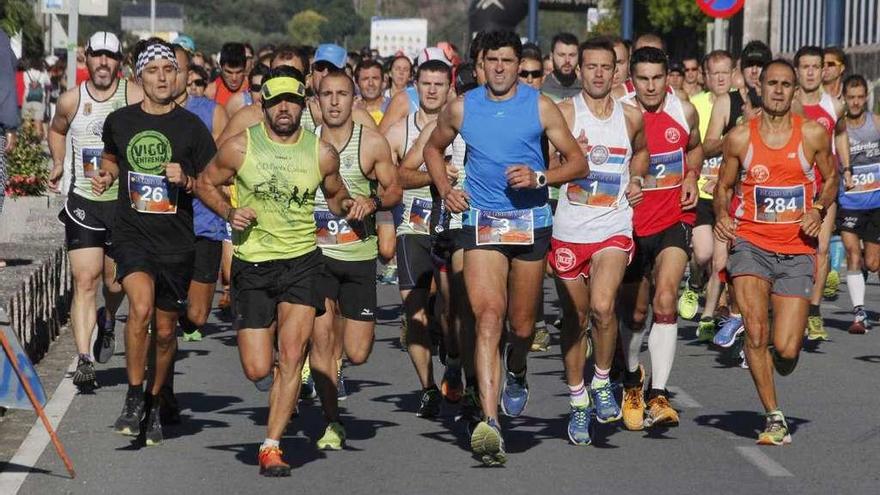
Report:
253,373,274,392
652,312,677,324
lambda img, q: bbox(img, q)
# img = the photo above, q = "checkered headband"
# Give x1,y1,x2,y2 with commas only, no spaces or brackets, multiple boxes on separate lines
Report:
136,43,179,77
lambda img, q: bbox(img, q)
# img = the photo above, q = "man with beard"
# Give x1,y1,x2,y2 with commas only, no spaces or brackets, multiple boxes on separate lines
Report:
205,42,248,106
92,41,216,446
196,68,372,475
714,60,836,445
47,32,144,391
424,31,588,465
541,32,581,102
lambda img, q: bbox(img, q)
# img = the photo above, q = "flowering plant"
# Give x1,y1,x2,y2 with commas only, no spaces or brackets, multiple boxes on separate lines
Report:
5,122,48,197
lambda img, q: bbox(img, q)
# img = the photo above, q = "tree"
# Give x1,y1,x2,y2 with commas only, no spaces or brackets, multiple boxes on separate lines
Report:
287,9,328,47
636,0,707,57
1,0,44,60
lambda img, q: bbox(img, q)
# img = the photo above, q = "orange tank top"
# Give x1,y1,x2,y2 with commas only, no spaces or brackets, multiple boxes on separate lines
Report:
213,78,242,106
735,115,817,254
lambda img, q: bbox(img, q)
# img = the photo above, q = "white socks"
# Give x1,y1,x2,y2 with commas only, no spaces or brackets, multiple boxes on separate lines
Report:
648,323,677,391
847,271,865,309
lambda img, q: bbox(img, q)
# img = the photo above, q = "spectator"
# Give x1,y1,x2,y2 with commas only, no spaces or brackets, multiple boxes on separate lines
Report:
22,57,49,140
1,28,21,250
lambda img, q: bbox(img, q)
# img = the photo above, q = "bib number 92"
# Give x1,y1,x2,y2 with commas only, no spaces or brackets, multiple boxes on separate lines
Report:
325,218,351,236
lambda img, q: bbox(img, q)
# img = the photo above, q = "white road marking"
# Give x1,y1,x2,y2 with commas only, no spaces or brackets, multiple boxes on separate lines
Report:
0,357,78,494
734,446,794,477
667,386,702,408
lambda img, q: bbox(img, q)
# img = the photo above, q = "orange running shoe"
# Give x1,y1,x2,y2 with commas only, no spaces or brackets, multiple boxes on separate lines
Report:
258,446,291,477
622,365,645,431
440,366,463,403
645,394,679,428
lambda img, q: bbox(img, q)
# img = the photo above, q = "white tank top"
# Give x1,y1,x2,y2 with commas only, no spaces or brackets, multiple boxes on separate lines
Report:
397,112,433,236
554,95,633,243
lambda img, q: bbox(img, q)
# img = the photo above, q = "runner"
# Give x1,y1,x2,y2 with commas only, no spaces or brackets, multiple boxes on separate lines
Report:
714,59,836,445
384,54,413,99
822,47,846,103
618,46,702,431
47,32,143,391
309,69,401,449
678,50,735,333
205,42,248,106
384,57,455,418
551,37,648,445
794,45,845,341
195,68,373,475
681,55,703,97
93,41,217,445
423,30,588,465
225,62,269,117
354,59,387,123
836,75,879,335
540,32,581,102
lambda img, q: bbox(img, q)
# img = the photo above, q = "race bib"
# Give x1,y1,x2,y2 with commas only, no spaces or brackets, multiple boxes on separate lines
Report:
645,149,684,190
475,208,534,246
701,155,722,179
408,197,432,234
566,170,623,207
846,163,880,194
82,148,102,178
314,209,359,246
753,185,805,224
128,171,177,214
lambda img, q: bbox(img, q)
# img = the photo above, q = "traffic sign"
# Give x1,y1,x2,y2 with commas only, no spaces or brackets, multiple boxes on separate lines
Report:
697,0,745,19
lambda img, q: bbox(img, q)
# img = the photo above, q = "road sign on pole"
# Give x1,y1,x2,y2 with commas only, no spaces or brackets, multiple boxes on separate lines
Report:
696,0,745,19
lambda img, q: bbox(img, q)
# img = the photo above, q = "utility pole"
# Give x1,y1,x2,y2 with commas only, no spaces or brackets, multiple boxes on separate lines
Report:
66,0,79,90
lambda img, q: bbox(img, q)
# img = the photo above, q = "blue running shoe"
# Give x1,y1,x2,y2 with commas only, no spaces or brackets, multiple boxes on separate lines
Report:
713,314,744,348
590,381,621,423
567,405,592,445
500,370,529,417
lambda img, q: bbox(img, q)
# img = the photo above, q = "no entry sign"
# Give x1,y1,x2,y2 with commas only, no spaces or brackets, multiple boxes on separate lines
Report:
697,0,745,18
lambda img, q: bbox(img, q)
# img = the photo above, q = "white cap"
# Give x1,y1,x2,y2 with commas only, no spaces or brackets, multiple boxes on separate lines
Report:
416,47,451,67
45,55,59,66
86,32,121,55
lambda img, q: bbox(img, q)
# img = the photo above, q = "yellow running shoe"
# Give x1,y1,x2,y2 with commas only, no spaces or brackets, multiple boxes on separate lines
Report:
806,315,829,341
316,421,345,450
530,327,550,352
677,287,700,320
823,269,840,298
622,365,645,431
645,394,679,428
756,411,791,446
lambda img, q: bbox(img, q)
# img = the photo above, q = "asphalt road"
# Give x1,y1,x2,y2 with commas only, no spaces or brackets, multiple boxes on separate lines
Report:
5,276,880,494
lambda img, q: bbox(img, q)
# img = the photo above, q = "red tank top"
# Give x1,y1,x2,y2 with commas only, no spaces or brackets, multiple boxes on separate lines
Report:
735,115,816,254
801,93,837,190
630,95,693,236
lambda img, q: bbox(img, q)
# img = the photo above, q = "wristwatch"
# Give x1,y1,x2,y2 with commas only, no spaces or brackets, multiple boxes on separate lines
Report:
812,203,826,217
534,171,547,188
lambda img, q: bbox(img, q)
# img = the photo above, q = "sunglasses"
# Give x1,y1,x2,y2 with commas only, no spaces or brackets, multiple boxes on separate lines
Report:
250,83,262,92
824,61,842,68
519,69,543,79
188,79,207,87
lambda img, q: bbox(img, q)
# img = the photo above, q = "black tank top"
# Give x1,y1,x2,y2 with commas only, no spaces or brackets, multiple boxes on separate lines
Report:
724,90,745,135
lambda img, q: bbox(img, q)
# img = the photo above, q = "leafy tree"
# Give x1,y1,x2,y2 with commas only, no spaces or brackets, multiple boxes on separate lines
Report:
1,0,44,60
287,9,328,47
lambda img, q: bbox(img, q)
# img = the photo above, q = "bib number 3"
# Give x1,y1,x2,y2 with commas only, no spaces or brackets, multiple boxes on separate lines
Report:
475,208,535,246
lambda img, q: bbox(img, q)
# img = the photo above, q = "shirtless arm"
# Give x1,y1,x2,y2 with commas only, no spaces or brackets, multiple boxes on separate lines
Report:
378,91,411,134
47,88,78,191
362,128,402,208
804,121,838,237
681,100,703,209
534,95,588,186
194,132,254,230
624,105,648,206
835,120,852,189
353,107,379,130
224,92,245,117
398,120,436,189
217,106,260,146
425,99,468,212
713,125,748,242
212,105,229,141
703,92,730,157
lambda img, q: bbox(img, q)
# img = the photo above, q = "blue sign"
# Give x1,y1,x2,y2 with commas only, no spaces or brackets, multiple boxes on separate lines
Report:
697,0,745,18
0,326,48,410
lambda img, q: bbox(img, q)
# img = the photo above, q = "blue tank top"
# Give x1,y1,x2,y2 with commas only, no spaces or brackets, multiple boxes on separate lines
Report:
460,83,548,213
184,96,227,241
243,91,253,106
839,112,880,210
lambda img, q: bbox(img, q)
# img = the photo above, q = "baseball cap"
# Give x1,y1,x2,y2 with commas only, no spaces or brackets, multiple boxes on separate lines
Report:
740,40,772,68
261,76,306,104
172,35,196,53
314,44,347,69
416,47,451,67
86,31,121,55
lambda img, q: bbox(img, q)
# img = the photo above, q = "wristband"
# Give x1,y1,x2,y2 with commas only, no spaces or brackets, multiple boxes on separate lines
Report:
370,194,382,211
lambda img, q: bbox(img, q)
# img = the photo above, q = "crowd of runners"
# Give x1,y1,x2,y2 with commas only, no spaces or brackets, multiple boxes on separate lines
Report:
46,26,878,475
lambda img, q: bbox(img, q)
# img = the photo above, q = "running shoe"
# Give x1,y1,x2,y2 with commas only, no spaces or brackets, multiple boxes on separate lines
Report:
114,391,145,436
756,411,791,446
416,387,441,418
458,386,481,436
72,355,97,391
848,308,870,335
530,326,550,352
696,318,716,342
337,368,348,401
823,269,840,298
713,314,744,348
300,358,317,400
739,349,749,369
93,307,116,364
645,394,679,428
378,264,398,285
144,401,163,446
440,366,463,403
258,446,291,477
677,286,700,320
622,365,645,431
567,404,592,446
500,370,529,417
805,315,829,341
316,421,345,450
590,381,622,423
158,383,181,425
470,418,506,466
182,328,203,342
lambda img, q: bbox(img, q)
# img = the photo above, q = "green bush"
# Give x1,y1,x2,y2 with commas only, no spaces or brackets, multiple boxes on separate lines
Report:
5,122,49,197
